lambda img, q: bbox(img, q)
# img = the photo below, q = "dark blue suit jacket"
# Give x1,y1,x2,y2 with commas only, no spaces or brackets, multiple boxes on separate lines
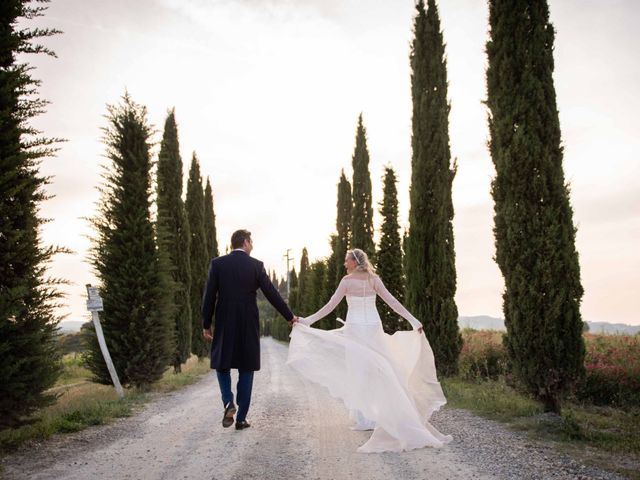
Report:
201,250,293,371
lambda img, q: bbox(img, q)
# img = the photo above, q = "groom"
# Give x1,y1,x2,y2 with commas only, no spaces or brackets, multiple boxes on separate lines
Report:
202,229,296,430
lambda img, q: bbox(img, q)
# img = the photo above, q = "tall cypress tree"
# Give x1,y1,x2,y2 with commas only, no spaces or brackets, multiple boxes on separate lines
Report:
335,171,352,320
406,0,461,376
185,153,208,358
487,0,585,413
203,177,219,260
86,94,174,388
0,0,64,426
350,114,375,261
156,109,191,373
376,167,405,334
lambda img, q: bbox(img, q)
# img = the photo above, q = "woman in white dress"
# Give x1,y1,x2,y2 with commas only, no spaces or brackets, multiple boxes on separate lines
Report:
287,248,452,453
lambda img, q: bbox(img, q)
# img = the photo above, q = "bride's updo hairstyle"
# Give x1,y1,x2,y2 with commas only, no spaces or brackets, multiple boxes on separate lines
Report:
348,248,376,276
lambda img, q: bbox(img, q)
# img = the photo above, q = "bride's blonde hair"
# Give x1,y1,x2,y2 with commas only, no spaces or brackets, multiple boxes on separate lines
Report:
348,248,376,276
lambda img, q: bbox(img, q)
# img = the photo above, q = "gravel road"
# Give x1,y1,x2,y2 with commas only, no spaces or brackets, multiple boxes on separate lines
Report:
1,338,625,480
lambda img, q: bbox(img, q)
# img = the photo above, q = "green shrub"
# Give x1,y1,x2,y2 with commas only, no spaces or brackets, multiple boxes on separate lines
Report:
576,334,640,407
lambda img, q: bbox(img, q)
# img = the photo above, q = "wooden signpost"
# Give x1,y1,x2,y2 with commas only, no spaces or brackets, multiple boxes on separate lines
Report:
85,284,124,400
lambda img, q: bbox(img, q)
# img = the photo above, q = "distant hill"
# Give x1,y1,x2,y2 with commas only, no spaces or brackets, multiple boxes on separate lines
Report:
587,322,640,336
57,316,640,335
58,321,86,333
457,316,640,335
458,315,505,331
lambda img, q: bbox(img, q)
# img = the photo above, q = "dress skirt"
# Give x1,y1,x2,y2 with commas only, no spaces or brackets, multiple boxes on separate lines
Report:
286,321,453,453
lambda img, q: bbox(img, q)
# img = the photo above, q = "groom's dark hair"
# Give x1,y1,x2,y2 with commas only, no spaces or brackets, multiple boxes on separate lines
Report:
231,229,252,249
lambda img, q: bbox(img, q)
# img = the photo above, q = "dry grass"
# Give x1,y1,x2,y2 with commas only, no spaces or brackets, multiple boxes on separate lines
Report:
0,355,210,453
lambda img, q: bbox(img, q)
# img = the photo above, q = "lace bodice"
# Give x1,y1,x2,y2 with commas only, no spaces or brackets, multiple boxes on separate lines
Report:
300,274,422,330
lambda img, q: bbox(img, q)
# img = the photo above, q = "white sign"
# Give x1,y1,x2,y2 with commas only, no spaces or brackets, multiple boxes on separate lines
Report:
86,286,104,312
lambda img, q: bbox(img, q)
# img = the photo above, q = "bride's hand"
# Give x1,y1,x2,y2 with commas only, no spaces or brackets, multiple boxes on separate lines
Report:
416,326,424,334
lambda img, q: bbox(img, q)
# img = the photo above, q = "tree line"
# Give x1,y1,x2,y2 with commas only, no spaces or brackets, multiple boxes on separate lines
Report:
2,0,585,429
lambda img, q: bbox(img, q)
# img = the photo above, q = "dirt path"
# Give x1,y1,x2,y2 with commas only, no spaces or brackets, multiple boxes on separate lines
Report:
1,338,623,480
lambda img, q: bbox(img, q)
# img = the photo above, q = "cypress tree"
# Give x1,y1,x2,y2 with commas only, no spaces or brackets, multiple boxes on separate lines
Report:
156,109,191,373
335,171,352,320
203,177,219,259
289,267,298,291
376,167,406,334
402,229,409,288
185,153,208,358
487,0,585,413
295,248,311,316
288,267,299,313
308,260,328,329
322,237,338,328
0,0,64,426
325,234,338,305
86,93,174,388
406,0,461,376
350,114,375,261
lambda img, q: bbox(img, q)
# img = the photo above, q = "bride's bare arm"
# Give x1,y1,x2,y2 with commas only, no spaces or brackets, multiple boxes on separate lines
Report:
300,278,347,326
374,277,422,330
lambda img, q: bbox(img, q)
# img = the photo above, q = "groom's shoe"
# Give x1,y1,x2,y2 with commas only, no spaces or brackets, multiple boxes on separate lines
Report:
222,402,236,428
235,420,251,430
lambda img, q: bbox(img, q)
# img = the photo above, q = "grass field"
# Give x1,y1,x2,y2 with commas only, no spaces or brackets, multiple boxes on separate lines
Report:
442,377,640,479
0,354,211,453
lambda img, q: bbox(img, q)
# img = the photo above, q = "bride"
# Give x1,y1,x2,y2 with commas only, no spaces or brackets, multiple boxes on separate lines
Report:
286,248,452,453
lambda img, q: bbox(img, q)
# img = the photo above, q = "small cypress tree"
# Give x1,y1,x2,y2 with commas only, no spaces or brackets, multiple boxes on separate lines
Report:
318,237,338,328
86,93,174,388
288,267,299,313
0,0,64,426
185,153,208,358
376,167,406,334
308,260,328,329
295,248,311,316
487,0,585,413
350,114,375,261
203,177,219,259
406,0,461,376
325,234,338,310
335,171,352,320
289,267,298,291
156,109,191,373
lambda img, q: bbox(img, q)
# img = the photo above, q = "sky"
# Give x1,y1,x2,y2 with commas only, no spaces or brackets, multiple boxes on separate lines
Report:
23,0,640,326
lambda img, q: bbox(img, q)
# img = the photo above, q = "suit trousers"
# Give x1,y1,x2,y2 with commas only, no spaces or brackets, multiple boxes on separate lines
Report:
216,369,254,422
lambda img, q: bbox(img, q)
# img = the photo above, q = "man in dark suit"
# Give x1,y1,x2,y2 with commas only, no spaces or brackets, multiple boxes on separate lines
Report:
202,229,296,430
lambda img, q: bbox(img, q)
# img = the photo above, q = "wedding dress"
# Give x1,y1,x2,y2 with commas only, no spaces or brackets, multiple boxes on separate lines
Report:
286,274,452,453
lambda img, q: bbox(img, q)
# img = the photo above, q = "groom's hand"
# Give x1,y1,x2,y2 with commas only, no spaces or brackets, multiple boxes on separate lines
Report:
202,328,213,340
288,316,299,327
